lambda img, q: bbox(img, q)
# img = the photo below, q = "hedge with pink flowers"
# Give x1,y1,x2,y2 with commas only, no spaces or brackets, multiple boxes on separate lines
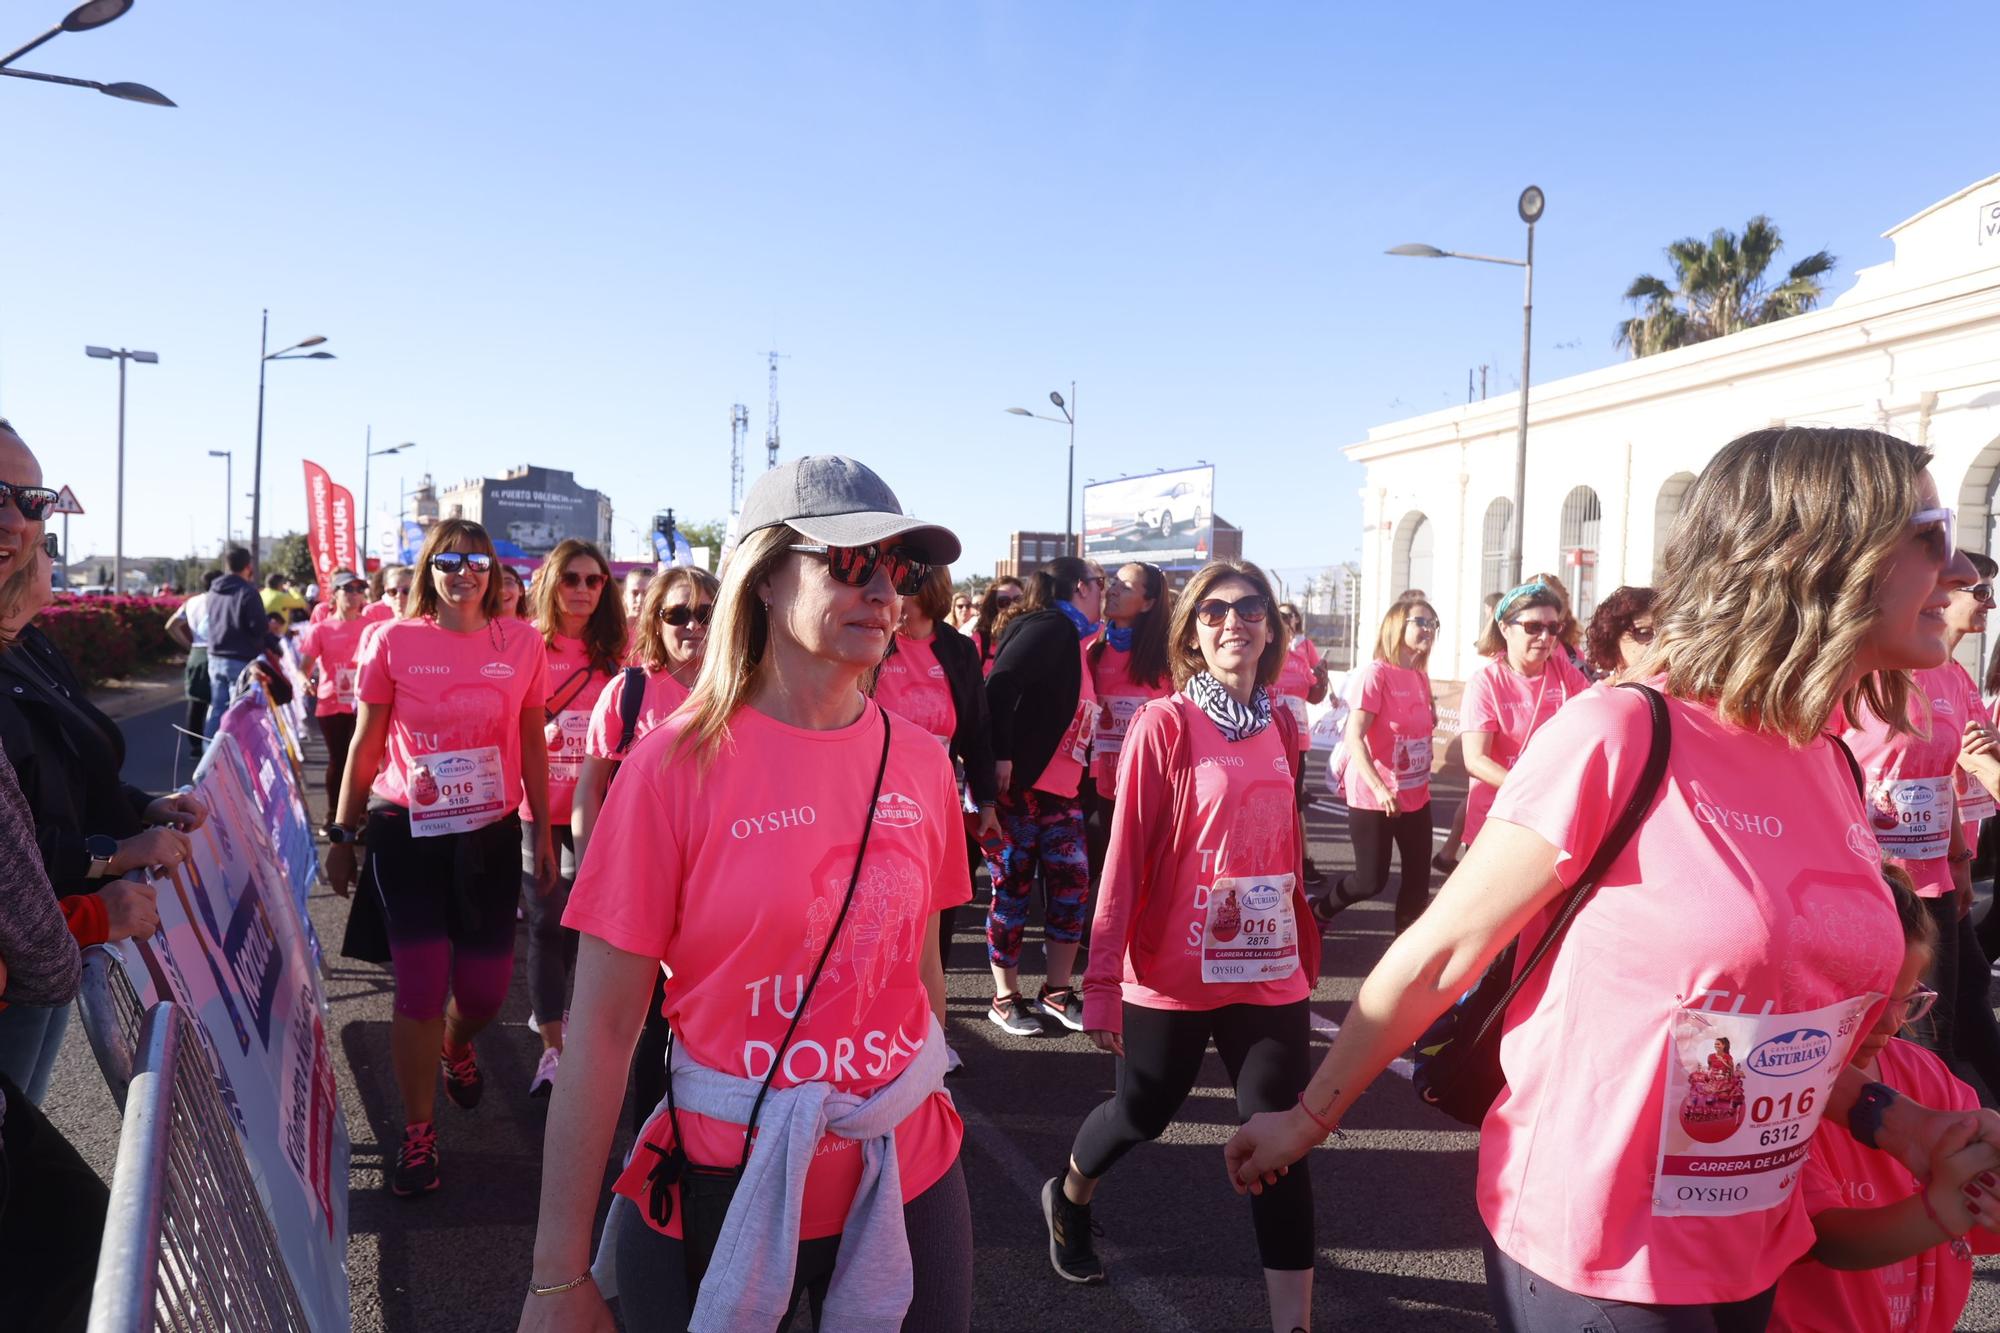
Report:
38,595,184,689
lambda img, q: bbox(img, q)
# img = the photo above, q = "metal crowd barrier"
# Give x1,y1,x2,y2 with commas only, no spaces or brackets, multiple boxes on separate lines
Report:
85,998,312,1332
78,945,146,1111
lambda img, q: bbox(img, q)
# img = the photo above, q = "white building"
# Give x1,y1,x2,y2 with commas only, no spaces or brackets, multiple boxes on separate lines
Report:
1346,172,2000,686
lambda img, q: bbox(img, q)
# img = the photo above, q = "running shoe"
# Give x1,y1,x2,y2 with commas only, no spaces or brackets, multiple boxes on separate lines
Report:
1302,856,1326,887
1041,1176,1105,1284
1033,984,1085,1032
391,1121,441,1197
441,1043,484,1110
1432,850,1459,875
988,994,1042,1036
528,1046,560,1098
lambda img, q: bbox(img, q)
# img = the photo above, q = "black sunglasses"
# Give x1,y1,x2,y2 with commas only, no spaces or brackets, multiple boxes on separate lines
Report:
0,481,59,522
1194,595,1270,627
1510,619,1559,637
41,532,60,559
789,543,930,596
660,603,714,628
559,570,607,591
429,552,494,575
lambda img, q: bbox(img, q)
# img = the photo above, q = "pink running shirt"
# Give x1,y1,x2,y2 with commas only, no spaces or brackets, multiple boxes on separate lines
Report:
1272,637,1321,745
1940,661,1996,845
873,633,955,747
1458,651,1589,844
524,634,613,826
354,617,549,820
1342,659,1435,813
298,615,368,718
564,700,971,1240
1842,667,1962,898
1029,641,1097,800
1482,686,1901,1305
1088,643,1173,799
583,668,689,760
363,600,396,623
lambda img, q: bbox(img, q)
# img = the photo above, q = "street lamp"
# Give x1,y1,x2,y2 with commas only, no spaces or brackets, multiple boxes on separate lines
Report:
249,310,335,563
83,343,158,594
362,430,412,570
207,449,231,552
1389,184,1544,587
0,0,174,106
1004,381,1077,552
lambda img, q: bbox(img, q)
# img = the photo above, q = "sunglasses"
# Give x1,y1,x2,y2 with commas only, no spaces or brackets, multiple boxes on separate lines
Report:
1965,583,1996,606
1509,619,1560,637
429,552,494,575
41,532,60,559
1408,616,1438,631
788,543,930,596
560,571,607,591
0,481,59,522
339,581,369,594
660,603,715,628
1910,506,1957,565
1195,595,1270,627
995,592,1020,606
1624,625,1656,644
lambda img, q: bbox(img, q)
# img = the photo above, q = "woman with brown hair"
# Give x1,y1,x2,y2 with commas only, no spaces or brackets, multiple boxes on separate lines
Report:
327,518,554,1197
1229,427,1996,1328
1456,581,1591,853
969,575,1024,676
521,538,629,1097
1084,562,1174,886
1584,585,1657,675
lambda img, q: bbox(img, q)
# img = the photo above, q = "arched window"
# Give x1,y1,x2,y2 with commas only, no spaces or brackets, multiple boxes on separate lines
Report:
1480,498,1514,603
1653,472,1699,574
1957,435,2000,685
1558,486,1603,620
1390,511,1433,603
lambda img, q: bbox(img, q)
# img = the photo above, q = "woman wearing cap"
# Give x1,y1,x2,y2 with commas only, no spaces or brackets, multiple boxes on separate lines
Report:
983,555,1106,1037
521,539,628,1098
325,518,555,1198
1227,428,2000,1328
521,457,973,1333
296,571,372,808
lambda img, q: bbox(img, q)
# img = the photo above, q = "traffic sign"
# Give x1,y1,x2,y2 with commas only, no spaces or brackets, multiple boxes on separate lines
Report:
51,485,84,516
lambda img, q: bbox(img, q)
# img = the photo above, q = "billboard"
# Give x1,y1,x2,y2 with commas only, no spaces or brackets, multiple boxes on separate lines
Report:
1082,464,1215,568
476,466,599,559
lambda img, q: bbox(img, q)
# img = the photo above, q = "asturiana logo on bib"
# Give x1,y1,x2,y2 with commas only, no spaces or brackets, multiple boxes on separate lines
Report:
433,754,479,778
873,792,924,829
480,662,516,680
1746,1027,1833,1078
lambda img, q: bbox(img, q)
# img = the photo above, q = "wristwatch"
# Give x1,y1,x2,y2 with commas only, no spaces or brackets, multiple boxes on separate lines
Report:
85,833,117,880
322,822,365,846
1847,1081,1898,1149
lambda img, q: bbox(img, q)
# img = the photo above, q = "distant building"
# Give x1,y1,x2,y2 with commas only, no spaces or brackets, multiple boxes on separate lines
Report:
426,464,615,560
996,519,1243,585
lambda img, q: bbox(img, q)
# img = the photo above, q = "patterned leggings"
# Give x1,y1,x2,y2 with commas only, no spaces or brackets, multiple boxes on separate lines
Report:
983,788,1089,969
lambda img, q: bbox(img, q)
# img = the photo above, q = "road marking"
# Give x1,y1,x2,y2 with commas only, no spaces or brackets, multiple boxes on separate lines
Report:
955,1100,1200,1333
1308,1011,1414,1081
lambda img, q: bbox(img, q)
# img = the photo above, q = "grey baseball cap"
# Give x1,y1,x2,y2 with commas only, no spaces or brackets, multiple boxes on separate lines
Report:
738,455,961,564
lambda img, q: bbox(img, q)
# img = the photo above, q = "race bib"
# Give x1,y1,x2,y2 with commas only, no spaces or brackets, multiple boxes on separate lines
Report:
1653,993,1877,1217
1062,697,1097,765
543,710,592,787
1201,873,1299,985
407,745,506,837
1868,776,1952,861
333,665,358,709
1279,695,1311,735
1392,735,1433,789
1957,767,1996,826
1093,696,1146,758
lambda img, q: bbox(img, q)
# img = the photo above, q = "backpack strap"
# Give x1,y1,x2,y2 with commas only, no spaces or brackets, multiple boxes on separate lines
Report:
1827,733,1866,803
617,665,649,755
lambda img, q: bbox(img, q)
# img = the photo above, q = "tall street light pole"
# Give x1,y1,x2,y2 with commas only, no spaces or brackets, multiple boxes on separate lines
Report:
207,449,232,553
1388,185,1545,587
0,0,175,107
249,310,335,564
362,430,412,570
83,343,158,594
1004,381,1078,553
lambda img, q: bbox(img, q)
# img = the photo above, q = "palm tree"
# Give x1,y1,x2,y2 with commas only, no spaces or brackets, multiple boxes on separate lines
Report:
1616,216,1835,357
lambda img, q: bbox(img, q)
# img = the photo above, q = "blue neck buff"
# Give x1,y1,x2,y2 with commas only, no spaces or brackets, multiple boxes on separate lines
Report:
1105,623,1134,652
1055,599,1102,639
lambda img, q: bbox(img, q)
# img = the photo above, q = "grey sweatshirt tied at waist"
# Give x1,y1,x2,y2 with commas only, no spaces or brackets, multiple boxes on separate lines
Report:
671,1011,950,1333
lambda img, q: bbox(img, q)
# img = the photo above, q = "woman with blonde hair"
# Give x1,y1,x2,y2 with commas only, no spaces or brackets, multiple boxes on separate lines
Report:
521,457,972,1332
1228,428,1998,1328
1314,597,1439,933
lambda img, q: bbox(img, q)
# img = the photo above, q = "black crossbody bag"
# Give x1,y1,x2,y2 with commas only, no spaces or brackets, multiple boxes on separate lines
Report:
641,710,894,1291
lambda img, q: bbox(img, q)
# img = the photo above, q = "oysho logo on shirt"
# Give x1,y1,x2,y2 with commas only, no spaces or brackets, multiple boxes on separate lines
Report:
1690,786,1783,838
480,662,516,680
730,806,817,839
873,792,924,829
407,664,452,676
1198,756,1246,769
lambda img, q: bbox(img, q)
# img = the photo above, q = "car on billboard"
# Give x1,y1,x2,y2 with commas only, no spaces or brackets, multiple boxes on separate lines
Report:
1134,476,1206,539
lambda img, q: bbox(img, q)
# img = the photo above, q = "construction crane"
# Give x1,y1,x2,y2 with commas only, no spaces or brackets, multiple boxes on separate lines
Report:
729,403,750,515
764,349,789,470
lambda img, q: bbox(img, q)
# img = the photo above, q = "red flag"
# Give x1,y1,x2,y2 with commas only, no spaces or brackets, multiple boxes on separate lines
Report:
302,460,337,581
328,482,359,576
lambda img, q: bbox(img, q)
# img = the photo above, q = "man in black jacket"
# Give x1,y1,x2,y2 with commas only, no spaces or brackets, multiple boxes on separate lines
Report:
203,546,276,740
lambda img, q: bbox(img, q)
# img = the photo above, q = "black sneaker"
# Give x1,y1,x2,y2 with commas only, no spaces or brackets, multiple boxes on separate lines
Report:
988,993,1042,1036
1033,984,1085,1032
441,1043,484,1110
391,1121,440,1197
1041,1176,1105,1284
1432,850,1459,876
1302,856,1326,887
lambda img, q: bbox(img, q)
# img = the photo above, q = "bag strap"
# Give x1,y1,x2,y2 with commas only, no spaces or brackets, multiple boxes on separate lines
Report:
1828,732,1866,802
543,662,598,724
667,709,895,1171
1466,682,1673,1050
616,666,648,754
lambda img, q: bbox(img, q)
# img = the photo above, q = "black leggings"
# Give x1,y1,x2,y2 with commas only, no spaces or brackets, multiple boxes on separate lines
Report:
314,711,356,811
1914,897,2000,1103
1345,802,1435,932
1069,999,1314,1270
608,1157,973,1332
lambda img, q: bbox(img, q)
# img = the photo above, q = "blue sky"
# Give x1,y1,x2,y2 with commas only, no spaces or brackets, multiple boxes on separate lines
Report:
5,1,1997,577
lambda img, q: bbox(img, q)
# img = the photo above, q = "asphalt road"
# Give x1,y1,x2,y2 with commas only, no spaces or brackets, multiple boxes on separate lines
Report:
40,700,2000,1330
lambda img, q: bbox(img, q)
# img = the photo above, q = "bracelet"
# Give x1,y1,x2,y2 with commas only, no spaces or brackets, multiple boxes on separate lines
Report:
1295,1091,1344,1140
1918,1179,1975,1260
528,1271,594,1297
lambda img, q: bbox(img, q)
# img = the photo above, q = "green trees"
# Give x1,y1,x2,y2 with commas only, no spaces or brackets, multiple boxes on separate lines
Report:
1617,216,1835,357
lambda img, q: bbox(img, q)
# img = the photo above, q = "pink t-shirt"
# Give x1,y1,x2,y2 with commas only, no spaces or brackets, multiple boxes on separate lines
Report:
1083,696,1310,1027
1343,659,1435,812
1088,643,1172,798
309,600,333,625
1459,651,1590,844
1030,641,1098,800
873,633,955,747
354,617,549,820
583,668,690,759
1272,638,1321,746
363,600,397,622
1940,661,1996,845
563,700,971,1241
1768,1037,1989,1332
526,634,614,826
298,615,368,718
1842,666,1962,898
1481,686,1902,1305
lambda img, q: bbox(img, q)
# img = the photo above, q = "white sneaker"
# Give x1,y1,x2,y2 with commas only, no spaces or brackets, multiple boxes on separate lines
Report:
529,1046,560,1098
